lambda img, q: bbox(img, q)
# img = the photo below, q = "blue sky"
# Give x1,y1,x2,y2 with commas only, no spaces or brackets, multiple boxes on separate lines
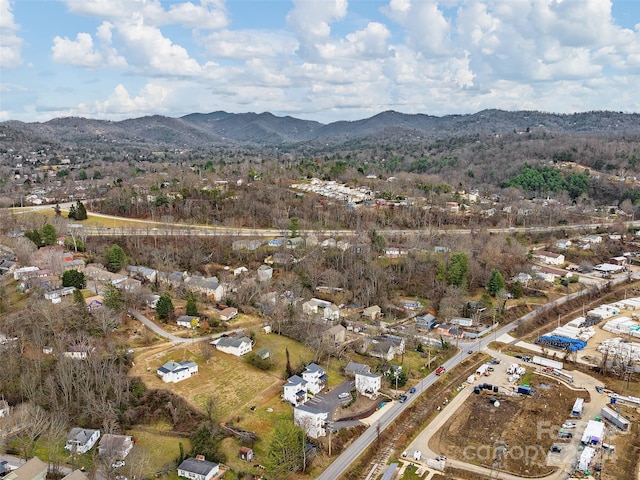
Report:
1,0,640,123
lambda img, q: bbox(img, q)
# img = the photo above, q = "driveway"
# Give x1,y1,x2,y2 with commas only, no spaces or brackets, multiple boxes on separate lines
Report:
128,308,243,345
306,380,355,417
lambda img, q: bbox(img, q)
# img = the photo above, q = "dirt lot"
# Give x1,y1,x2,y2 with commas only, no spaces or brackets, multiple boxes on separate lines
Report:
430,376,584,477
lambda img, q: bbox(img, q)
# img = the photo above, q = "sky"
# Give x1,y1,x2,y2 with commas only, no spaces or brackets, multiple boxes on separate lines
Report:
1,0,640,124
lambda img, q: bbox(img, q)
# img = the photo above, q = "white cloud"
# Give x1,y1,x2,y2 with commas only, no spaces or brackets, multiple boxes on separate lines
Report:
62,0,228,29
115,15,202,76
317,22,392,60
51,23,127,69
384,0,453,57
75,83,171,117
201,29,297,59
286,0,348,60
0,0,23,68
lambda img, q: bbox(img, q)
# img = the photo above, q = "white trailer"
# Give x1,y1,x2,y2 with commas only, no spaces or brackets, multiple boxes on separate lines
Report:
601,406,630,431
533,356,563,370
571,398,584,417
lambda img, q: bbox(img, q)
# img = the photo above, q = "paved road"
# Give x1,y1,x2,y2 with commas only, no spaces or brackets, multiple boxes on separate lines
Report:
317,270,640,480
127,308,243,344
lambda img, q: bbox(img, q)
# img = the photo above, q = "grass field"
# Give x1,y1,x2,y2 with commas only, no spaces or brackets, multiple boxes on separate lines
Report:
128,426,191,477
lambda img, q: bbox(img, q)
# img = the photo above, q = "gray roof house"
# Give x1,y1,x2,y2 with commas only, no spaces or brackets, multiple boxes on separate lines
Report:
65,428,101,454
345,361,371,376
177,457,219,480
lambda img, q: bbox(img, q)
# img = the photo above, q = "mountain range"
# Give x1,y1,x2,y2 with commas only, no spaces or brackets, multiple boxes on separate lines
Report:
2,109,639,150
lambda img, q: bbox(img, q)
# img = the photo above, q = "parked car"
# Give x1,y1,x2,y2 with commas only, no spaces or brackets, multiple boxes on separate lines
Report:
399,395,408,403
467,349,473,354
595,386,604,393
562,422,577,429
338,392,350,399
558,431,573,439
435,366,446,376
112,461,125,469
550,445,562,453
409,387,416,394
435,455,447,461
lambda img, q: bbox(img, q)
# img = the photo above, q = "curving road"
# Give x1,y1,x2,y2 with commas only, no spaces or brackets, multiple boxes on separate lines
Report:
127,308,242,344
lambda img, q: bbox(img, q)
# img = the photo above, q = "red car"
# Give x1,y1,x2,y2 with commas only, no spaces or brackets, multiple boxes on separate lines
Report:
435,366,446,376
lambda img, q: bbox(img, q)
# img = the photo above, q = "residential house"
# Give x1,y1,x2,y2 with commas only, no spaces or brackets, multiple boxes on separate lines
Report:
44,286,75,302
112,276,142,292
415,313,437,331
3,457,47,480
177,457,219,480
63,345,95,360
61,471,89,480
556,240,572,250
184,275,225,301
362,305,382,320
219,307,238,321
177,315,200,329
267,237,286,247
13,266,39,281
232,239,263,251
533,250,565,265
98,434,134,461
355,372,382,399
157,360,198,383
534,266,567,283
257,265,273,282
294,404,328,439
287,237,304,248
321,238,337,249
283,375,308,405
609,256,628,266
239,446,254,462
266,252,295,265
580,234,602,246
301,363,328,395
345,361,371,376
127,265,157,283
512,272,533,286
303,298,340,321
401,299,423,310
376,334,405,354
322,324,347,346
65,428,101,454
435,324,462,338
214,336,252,356
369,341,395,361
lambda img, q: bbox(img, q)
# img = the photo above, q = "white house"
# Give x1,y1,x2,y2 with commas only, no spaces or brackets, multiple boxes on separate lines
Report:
177,457,219,480
355,372,382,399
302,298,340,321
65,428,101,454
301,363,328,394
362,305,382,320
533,250,565,265
294,404,329,439
257,264,273,281
157,360,198,383
213,336,252,356
283,375,308,405
98,434,134,460
218,307,238,321
556,240,572,250
176,315,200,329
